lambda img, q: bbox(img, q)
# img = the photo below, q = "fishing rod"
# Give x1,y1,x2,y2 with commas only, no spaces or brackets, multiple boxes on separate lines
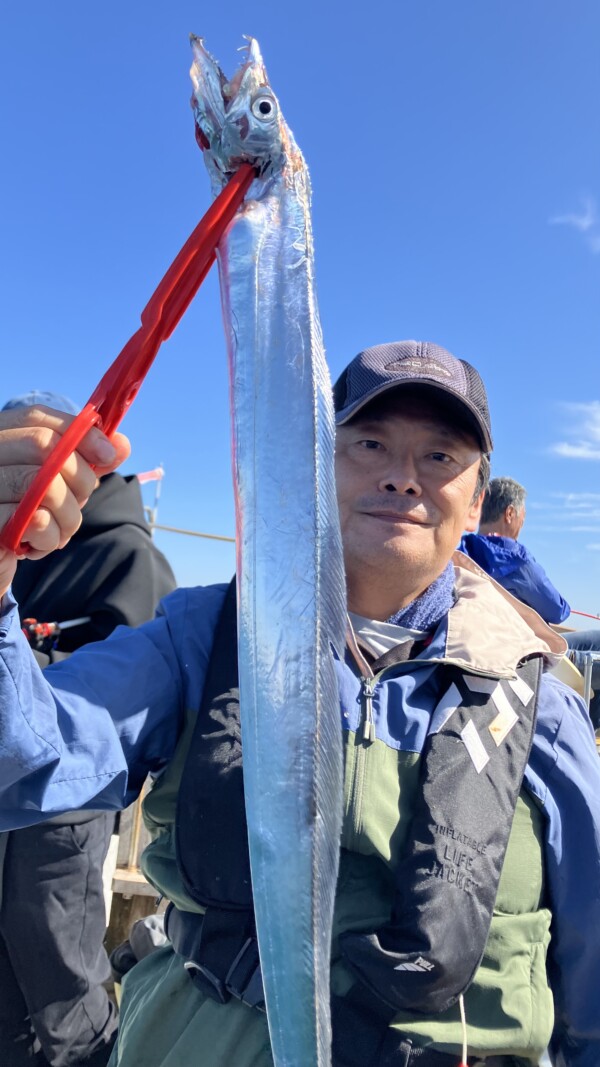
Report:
0,162,256,555
150,523,234,543
22,616,91,654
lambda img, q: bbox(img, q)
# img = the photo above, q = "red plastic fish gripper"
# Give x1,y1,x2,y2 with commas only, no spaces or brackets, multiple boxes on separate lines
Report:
0,163,255,554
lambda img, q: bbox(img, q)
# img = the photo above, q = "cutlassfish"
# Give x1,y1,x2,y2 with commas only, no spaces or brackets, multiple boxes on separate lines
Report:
190,36,346,1067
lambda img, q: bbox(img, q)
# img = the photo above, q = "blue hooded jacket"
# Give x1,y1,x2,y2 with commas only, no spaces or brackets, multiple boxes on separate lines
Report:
459,533,570,624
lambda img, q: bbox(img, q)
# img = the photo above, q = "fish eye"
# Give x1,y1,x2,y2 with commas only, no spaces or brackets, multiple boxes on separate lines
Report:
250,93,277,122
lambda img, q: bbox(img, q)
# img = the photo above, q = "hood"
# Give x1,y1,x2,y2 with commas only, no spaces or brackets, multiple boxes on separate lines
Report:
77,473,149,536
460,533,526,580
446,551,567,677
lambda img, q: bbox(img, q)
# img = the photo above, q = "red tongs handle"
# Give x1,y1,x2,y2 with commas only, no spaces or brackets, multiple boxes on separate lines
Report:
0,163,256,554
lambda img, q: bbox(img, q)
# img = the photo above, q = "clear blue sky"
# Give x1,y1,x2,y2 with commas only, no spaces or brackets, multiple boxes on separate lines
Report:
1,2,599,620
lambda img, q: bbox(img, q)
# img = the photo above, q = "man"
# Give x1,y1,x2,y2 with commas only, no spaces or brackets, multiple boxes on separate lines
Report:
459,476,571,624
0,342,598,1067
0,391,176,1067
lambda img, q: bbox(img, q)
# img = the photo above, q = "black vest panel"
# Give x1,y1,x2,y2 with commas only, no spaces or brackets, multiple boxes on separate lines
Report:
174,580,259,1006
176,579,252,909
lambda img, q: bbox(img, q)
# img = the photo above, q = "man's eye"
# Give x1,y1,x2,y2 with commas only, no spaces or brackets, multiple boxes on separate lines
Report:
430,452,451,463
358,440,382,450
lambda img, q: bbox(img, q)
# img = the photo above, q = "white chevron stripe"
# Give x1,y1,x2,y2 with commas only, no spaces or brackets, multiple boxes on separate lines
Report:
462,676,522,748
491,682,514,716
461,719,490,773
489,704,519,746
508,675,534,706
463,675,498,695
429,682,461,735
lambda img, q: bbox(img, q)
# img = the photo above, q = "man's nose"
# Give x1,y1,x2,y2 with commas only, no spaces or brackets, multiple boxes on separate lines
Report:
377,458,421,496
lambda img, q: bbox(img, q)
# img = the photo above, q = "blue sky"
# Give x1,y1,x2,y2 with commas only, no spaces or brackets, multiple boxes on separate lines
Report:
1,2,599,622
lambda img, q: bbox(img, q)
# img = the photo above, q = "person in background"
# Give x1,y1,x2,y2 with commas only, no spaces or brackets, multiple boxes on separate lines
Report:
462,477,600,728
0,391,177,1067
459,475,571,625
563,629,600,730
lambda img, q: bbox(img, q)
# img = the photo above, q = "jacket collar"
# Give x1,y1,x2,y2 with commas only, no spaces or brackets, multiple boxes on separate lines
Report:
345,552,566,681
443,551,567,678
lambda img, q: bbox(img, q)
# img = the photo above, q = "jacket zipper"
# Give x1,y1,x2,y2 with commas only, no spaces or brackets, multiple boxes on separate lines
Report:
344,620,381,842
349,669,386,843
361,676,376,744
344,613,519,847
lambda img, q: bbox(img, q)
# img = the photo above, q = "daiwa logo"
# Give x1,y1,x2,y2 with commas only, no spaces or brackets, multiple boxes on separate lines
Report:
385,358,452,380
394,956,435,973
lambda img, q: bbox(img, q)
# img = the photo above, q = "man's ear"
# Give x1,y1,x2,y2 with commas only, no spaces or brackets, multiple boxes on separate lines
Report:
505,504,515,528
465,490,485,533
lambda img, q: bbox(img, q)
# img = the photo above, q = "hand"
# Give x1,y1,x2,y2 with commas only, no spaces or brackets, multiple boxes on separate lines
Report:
0,406,130,598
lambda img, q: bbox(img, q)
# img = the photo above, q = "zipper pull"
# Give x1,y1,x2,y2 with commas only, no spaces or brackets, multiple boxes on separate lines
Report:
361,677,376,744
458,993,468,1066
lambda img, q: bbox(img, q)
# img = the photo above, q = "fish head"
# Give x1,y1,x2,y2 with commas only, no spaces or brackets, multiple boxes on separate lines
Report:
190,35,292,195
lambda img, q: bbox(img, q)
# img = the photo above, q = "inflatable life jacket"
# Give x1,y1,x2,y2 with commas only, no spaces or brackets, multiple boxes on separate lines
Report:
174,578,542,1018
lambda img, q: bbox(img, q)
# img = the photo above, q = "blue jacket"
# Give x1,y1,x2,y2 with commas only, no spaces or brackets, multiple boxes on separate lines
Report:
0,566,598,1065
459,533,571,624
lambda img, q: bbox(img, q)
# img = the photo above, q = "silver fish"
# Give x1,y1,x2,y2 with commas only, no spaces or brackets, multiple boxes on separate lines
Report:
190,35,346,1067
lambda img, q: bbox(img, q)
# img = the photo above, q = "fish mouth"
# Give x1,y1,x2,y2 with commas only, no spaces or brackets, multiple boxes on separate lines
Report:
224,38,268,102
189,35,282,183
189,34,268,113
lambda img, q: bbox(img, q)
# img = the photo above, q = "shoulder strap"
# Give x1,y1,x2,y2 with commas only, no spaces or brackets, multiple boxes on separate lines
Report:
339,656,543,1015
173,578,263,1007
175,577,252,908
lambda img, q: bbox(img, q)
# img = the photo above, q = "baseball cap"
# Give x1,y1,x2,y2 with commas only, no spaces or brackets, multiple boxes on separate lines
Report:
1,391,80,416
333,340,493,452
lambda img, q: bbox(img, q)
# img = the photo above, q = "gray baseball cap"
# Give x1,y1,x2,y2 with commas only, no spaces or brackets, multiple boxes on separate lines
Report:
333,340,493,452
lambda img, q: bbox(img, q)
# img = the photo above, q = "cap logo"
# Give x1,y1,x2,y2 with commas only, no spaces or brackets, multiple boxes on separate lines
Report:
385,358,452,380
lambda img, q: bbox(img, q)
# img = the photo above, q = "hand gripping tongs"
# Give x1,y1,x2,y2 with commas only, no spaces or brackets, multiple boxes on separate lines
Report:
0,163,255,554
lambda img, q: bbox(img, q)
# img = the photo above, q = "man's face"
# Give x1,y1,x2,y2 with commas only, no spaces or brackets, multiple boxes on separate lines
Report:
514,505,526,539
335,392,482,595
